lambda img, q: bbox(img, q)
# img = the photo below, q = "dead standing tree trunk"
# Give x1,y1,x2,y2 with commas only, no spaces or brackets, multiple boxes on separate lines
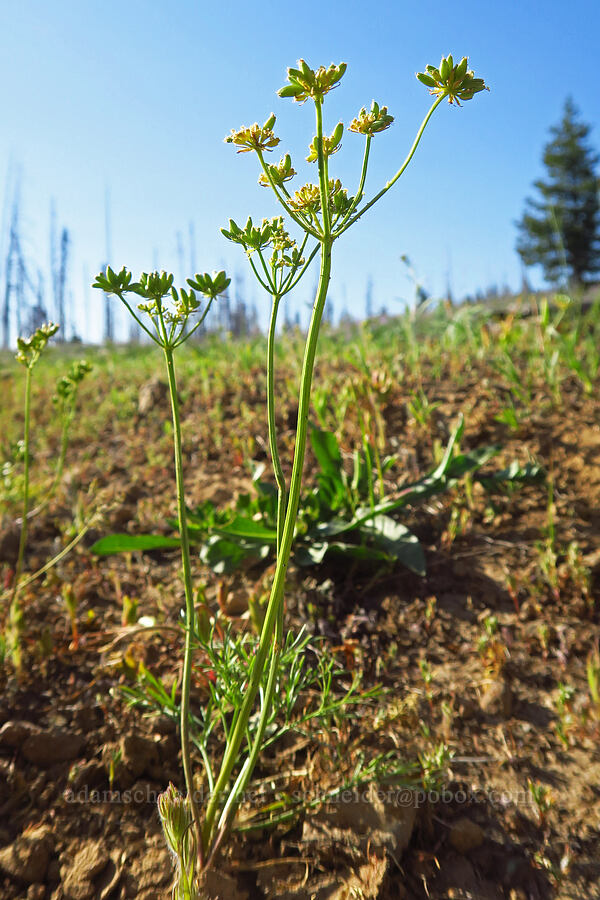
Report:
50,201,70,339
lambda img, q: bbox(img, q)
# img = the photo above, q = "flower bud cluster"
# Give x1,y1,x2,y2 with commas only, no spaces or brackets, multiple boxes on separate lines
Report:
157,784,197,898
287,180,351,217
258,154,296,188
417,55,488,105
278,59,347,103
16,323,59,369
55,360,92,402
94,267,229,330
225,114,280,153
306,122,344,162
222,216,303,270
349,101,394,136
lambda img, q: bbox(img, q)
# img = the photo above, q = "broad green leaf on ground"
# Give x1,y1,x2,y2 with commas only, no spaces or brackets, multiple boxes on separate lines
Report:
90,533,180,555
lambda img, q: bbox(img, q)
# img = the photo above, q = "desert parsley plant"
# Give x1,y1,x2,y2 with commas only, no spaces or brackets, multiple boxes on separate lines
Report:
94,54,487,894
92,267,231,886
4,324,59,667
2,326,92,670
209,52,487,856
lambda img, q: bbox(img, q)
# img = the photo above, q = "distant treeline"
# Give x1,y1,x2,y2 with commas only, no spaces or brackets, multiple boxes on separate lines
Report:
3,169,544,348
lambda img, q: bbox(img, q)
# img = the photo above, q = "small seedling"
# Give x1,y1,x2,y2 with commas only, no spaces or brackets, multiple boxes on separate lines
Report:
419,658,434,709
528,778,555,828
477,614,507,673
61,583,79,649
586,649,600,714
121,594,139,627
554,682,576,749
4,323,59,668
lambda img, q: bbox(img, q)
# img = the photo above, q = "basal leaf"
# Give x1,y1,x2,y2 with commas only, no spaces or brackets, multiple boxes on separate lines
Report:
90,533,181,555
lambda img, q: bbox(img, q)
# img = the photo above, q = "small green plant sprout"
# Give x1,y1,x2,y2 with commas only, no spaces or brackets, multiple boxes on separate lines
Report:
418,741,453,792
419,657,434,708
121,593,139,627
49,360,92,503
586,648,600,715
61,583,79,649
5,323,59,669
554,682,576,749
158,783,198,900
477,613,507,674
527,778,555,828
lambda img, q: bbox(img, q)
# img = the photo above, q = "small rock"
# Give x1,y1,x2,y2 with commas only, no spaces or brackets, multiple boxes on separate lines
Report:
138,377,168,416
22,730,85,766
198,870,249,900
303,783,417,857
68,760,105,792
0,720,40,749
479,678,513,717
125,843,171,895
120,734,159,778
27,886,46,900
0,519,20,562
519,598,539,621
0,824,53,884
62,839,109,900
449,817,485,854
509,889,528,900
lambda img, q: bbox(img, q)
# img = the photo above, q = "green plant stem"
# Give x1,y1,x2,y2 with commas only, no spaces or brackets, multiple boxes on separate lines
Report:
162,343,204,869
207,642,281,868
335,95,444,237
315,99,331,236
9,366,33,611
18,406,70,523
267,295,287,556
14,520,93,593
267,293,287,644
202,237,333,854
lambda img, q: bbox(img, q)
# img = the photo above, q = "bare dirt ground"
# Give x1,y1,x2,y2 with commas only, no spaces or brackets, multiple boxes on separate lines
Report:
1,329,599,899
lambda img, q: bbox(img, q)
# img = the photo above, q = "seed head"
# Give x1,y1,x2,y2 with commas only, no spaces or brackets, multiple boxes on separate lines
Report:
225,114,280,153
278,60,347,104
417,55,488,106
349,101,394,136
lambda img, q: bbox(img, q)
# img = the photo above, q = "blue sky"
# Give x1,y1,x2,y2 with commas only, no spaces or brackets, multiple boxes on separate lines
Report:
1,0,598,340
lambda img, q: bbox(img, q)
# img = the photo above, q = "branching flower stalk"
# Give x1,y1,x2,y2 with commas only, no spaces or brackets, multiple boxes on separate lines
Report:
92,267,230,881
6,323,59,668
206,55,488,858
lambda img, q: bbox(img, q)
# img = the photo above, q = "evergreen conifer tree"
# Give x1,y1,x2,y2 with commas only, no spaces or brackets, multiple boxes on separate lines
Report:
516,98,600,287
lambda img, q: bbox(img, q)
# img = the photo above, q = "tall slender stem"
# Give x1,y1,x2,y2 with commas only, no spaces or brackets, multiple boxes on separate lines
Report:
267,293,286,643
163,344,204,868
202,238,333,850
10,366,32,613
267,295,286,556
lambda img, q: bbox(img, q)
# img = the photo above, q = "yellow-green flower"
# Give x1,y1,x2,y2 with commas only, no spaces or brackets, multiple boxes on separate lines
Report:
417,55,488,106
306,122,344,162
258,154,296,187
278,60,346,104
225,114,280,153
349,101,394,136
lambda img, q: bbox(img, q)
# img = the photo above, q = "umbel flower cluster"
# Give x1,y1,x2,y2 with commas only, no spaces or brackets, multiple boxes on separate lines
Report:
417,54,488,105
